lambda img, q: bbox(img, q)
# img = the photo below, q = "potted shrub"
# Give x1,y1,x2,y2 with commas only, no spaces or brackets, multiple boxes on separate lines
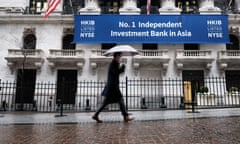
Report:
199,86,209,94
226,86,239,105
198,86,208,105
229,86,238,93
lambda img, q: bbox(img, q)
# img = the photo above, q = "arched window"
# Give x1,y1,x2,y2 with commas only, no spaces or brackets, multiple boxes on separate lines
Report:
62,34,75,50
226,34,239,50
23,34,36,49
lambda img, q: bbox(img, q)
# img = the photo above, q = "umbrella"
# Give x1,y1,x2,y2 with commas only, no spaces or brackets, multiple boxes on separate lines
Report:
103,45,139,57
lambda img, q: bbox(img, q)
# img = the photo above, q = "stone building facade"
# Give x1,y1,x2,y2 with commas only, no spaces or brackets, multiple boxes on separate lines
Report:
0,0,240,108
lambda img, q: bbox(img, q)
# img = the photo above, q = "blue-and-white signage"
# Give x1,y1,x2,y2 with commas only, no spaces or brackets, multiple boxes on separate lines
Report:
74,14,229,44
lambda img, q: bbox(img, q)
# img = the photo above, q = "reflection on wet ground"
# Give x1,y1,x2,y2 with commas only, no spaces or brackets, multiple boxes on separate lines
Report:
0,117,239,144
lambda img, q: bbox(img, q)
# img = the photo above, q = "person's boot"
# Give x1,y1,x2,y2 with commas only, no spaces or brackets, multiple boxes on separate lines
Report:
124,115,135,122
92,114,103,123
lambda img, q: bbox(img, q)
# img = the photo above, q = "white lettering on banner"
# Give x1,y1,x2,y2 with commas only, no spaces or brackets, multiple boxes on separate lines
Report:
177,30,192,37
150,30,168,37
119,21,130,28
138,21,182,29
81,20,95,25
80,20,96,38
118,21,183,29
207,20,222,25
80,32,95,38
115,20,192,38
75,15,229,43
207,19,223,39
110,30,192,38
111,31,150,37
208,33,223,38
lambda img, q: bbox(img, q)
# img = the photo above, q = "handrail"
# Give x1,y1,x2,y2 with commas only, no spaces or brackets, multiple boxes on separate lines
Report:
219,50,240,57
176,50,211,57
49,49,83,57
138,50,168,56
8,49,43,56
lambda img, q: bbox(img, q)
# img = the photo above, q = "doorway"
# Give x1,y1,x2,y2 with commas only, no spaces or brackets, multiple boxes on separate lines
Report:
225,70,240,91
182,70,204,97
226,34,239,50
15,69,36,104
57,70,77,104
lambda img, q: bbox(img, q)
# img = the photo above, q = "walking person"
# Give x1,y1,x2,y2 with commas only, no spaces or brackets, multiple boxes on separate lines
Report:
92,52,135,123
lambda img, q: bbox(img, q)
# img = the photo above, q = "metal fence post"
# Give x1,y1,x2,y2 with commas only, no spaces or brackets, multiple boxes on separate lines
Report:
0,79,3,117
55,79,66,117
180,97,185,109
125,76,128,111
141,97,147,109
85,99,91,110
160,97,167,108
189,83,199,113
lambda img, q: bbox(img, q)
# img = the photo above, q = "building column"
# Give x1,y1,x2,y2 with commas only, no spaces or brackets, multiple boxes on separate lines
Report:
199,0,221,14
236,0,240,11
79,0,101,14
159,0,181,14
119,0,140,14
85,0,98,8
199,0,223,77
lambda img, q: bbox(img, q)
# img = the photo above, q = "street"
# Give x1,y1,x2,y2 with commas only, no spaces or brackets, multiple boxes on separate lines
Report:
0,116,239,144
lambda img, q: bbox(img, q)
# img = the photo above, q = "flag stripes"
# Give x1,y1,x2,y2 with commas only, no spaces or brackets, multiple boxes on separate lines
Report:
44,0,61,19
146,0,151,15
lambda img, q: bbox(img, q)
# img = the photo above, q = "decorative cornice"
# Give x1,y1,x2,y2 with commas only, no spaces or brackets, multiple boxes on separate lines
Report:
0,15,74,24
0,14,240,25
228,14,240,25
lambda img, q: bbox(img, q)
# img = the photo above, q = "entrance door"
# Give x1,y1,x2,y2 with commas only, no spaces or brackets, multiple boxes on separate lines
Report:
57,70,77,104
182,70,204,97
225,70,240,91
15,69,36,104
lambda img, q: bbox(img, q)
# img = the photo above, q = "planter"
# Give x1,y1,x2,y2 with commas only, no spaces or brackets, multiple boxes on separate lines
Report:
197,93,216,106
225,92,240,105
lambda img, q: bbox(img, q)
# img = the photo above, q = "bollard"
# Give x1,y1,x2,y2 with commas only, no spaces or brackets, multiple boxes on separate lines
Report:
57,99,63,116
48,96,52,109
2,101,6,111
55,99,67,117
85,99,91,110
141,97,147,109
56,99,61,111
60,99,63,116
32,100,37,111
179,97,185,109
160,97,167,108
191,94,196,113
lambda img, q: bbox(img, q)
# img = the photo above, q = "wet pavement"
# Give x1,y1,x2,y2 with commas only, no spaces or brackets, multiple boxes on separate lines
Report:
0,109,240,144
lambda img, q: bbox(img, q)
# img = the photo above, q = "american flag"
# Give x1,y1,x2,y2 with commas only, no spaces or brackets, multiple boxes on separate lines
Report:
44,0,61,19
146,0,151,15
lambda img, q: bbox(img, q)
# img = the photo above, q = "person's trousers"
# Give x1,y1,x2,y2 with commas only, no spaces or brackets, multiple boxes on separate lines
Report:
95,97,128,117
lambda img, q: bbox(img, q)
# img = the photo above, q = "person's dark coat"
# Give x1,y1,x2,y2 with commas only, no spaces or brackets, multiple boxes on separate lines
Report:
101,59,125,103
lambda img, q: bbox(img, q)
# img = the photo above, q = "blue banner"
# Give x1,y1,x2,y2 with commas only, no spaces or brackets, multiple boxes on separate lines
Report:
74,14,229,44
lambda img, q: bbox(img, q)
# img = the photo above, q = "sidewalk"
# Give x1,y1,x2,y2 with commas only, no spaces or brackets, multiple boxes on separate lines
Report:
0,108,240,125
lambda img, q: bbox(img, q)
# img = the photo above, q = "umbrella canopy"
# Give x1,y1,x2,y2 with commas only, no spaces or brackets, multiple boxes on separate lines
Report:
103,45,139,57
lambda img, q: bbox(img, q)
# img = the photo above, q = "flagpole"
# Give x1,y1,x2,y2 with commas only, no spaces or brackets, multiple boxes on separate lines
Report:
69,0,74,14
146,0,151,15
